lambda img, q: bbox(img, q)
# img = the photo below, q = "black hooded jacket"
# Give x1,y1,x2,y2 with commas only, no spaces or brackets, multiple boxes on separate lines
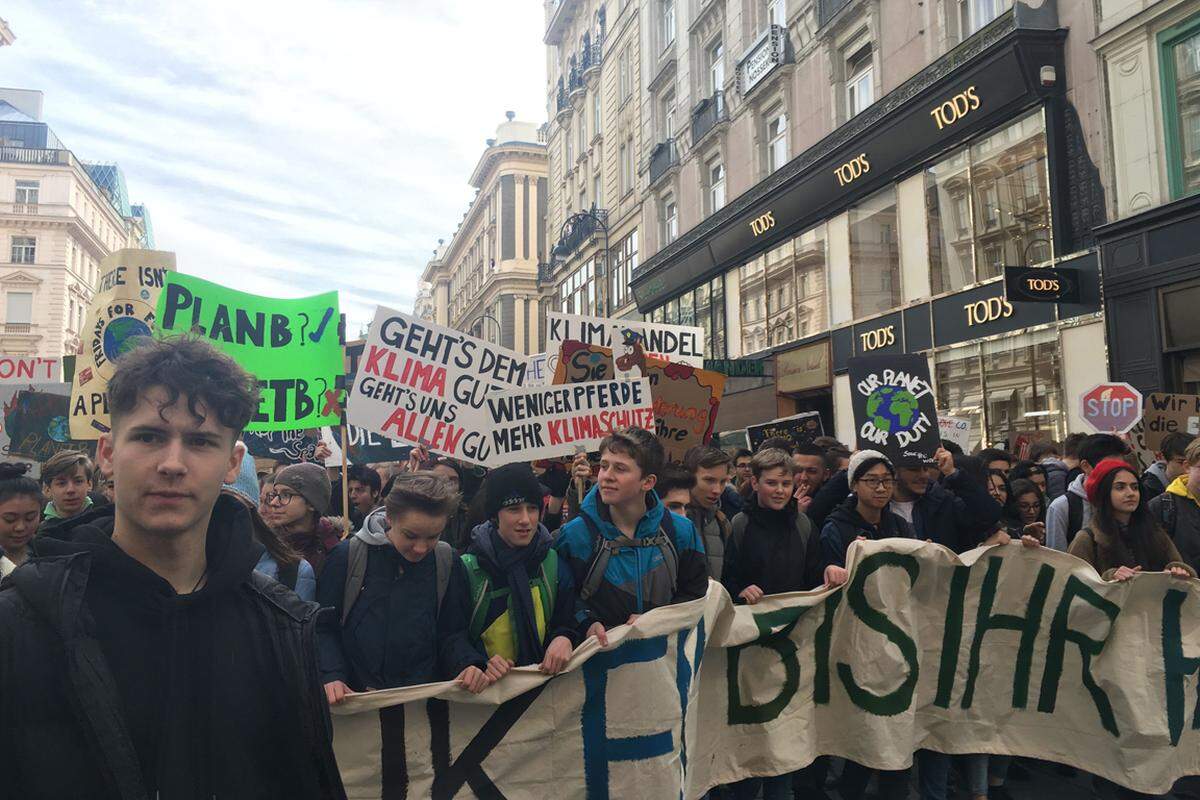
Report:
723,494,822,598
0,497,345,800
819,496,916,569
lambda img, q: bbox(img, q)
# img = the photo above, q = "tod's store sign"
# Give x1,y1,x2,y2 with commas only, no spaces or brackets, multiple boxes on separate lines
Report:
631,30,1063,311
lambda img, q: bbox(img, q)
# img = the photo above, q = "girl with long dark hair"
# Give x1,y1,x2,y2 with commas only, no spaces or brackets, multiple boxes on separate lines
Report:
0,463,43,578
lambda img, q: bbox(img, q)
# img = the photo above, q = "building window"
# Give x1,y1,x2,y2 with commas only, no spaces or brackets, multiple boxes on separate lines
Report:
661,194,678,243
970,109,1049,277
14,179,38,208
959,0,1011,37
794,224,828,335
661,90,676,140
610,229,638,309
707,156,725,213
565,126,573,166
1161,16,1200,199
5,290,32,326
846,44,873,118
559,258,598,314
619,141,630,195
661,0,675,49
926,148,974,295
593,170,602,209
653,274,726,356
593,90,602,137
709,39,725,97
849,187,900,319
767,0,786,29
11,236,35,264
578,110,587,154
737,228,825,355
580,185,588,211
766,106,788,173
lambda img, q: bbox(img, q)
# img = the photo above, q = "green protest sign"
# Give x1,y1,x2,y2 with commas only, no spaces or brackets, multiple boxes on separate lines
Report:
154,273,342,431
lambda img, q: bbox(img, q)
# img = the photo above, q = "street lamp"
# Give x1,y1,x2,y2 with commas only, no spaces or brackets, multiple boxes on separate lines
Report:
545,208,611,317
468,312,502,345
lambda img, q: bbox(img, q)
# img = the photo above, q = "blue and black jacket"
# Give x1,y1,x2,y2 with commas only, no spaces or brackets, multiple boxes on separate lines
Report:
554,485,709,628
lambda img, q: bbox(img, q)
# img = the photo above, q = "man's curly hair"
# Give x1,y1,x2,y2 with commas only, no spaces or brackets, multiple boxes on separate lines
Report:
108,335,261,439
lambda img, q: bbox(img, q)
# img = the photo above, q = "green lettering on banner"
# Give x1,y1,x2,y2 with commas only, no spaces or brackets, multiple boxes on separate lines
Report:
934,566,970,709
1161,588,1200,746
961,559,1055,710
813,592,842,705
154,273,342,432
837,551,921,716
726,606,807,725
1037,575,1121,737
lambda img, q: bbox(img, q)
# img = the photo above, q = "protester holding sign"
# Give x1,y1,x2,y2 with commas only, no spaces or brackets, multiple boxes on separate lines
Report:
0,336,346,799
890,447,1002,555
0,463,42,578
317,472,495,702
461,463,586,673
554,427,707,631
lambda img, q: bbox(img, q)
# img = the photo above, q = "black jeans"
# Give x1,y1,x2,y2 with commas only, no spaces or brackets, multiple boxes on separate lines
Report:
839,760,910,800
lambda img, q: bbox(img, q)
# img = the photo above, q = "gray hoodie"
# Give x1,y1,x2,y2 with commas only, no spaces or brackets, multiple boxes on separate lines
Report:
1045,473,1091,552
355,506,390,546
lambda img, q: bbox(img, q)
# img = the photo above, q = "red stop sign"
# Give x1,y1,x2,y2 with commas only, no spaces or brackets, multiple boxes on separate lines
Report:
1080,382,1144,434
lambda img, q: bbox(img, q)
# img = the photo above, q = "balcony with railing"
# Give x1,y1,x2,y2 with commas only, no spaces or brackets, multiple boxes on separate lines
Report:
2,322,33,334
648,139,679,186
11,203,38,214
691,91,728,146
582,40,602,79
0,146,79,169
818,0,854,28
556,208,608,260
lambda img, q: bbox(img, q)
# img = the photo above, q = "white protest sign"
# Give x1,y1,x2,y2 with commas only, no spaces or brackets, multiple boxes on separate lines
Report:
0,356,59,383
523,352,552,387
938,415,972,451
463,379,655,466
331,540,1200,798
547,311,704,368
345,306,526,466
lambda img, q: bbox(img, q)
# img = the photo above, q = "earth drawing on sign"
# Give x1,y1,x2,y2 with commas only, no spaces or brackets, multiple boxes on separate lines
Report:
865,385,920,434
102,316,152,363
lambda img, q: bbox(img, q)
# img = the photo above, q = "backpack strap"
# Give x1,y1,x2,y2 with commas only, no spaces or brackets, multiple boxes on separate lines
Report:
1066,492,1084,547
434,540,454,615
655,512,680,589
341,537,369,625
578,512,609,601
1157,494,1179,539
539,550,559,621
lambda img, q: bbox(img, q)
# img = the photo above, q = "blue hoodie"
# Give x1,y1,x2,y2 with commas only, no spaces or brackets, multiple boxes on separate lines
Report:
554,485,709,628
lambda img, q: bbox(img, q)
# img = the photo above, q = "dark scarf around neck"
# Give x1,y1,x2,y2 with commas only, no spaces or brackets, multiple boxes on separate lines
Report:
488,525,548,666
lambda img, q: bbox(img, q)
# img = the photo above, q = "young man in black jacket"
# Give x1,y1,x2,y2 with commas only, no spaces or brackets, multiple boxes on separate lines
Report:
0,336,346,800
891,446,1002,554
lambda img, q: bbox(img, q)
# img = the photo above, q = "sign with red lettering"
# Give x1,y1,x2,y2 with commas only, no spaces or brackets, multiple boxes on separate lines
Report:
553,340,726,463
0,356,60,383
346,306,527,466
1079,383,1143,435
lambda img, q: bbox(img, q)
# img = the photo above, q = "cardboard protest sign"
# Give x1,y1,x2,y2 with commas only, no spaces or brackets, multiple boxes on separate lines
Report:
346,306,529,467
241,430,320,464
69,249,175,438
468,378,656,467
553,340,726,463
0,356,59,383
155,273,342,432
547,311,704,368
849,354,940,463
716,429,751,451
938,415,972,452
4,384,95,461
524,352,553,388
746,411,824,451
331,540,1200,798
329,424,413,465
1142,393,1200,451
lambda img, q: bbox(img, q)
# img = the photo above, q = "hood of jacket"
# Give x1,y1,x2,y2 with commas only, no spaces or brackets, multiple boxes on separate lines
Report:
742,492,799,532
354,505,391,547
14,494,265,635
1040,458,1068,474
1146,460,1170,485
578,483,667,541
466,519,553,575
827,495,905,538
1067,472,1088,499
1166,474,1199,504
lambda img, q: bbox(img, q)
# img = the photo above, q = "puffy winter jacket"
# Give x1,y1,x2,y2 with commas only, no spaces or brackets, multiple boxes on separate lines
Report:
819,496,916,570
907,470,1002,553
555,486,709,628
1148,475,1200,574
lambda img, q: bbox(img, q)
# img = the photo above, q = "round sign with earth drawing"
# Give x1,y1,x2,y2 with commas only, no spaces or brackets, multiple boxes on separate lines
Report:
88,298,157,380
865,385,922,436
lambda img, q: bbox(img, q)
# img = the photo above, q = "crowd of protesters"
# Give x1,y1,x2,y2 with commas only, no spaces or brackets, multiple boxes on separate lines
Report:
1,335,1198,799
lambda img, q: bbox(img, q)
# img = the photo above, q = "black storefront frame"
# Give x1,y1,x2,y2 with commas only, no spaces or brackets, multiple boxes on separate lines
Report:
630,18,1079,312
1096,193,1200,394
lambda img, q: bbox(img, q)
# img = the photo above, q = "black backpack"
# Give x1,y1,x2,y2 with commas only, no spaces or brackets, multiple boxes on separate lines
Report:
1066,493,1084,546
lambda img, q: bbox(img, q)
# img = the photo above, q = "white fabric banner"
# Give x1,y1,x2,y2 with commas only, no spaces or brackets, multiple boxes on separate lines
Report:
330,540,1200,799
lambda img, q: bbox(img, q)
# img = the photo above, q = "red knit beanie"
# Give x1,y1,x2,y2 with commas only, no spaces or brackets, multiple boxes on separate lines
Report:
1083,457,1135,507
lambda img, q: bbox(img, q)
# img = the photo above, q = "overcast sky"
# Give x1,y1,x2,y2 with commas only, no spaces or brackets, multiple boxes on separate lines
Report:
1,1,547,331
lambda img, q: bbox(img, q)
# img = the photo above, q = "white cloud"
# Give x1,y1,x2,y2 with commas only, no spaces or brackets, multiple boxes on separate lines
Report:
1,0,547,328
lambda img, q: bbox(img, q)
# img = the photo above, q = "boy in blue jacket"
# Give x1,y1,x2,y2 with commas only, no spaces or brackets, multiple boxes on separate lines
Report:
555,427,708,633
